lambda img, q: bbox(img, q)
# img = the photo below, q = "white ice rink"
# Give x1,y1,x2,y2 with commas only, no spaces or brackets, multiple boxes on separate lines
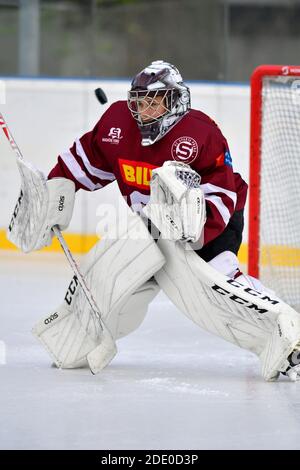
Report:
1,251,300,450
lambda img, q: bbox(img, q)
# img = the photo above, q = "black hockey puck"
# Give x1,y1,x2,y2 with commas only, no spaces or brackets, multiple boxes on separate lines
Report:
94,87,108,104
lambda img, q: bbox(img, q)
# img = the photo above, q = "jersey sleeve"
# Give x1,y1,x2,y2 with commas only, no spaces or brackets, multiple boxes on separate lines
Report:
48,119,116,191
195,132,238,246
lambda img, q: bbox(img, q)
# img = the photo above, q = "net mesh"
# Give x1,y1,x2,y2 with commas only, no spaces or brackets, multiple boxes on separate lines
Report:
259,75,300,308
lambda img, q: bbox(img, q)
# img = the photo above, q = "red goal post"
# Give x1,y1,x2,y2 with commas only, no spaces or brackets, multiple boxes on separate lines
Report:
248,64,300,308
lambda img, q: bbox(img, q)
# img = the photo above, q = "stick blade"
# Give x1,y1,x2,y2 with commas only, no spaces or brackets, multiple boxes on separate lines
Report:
87,333,117,374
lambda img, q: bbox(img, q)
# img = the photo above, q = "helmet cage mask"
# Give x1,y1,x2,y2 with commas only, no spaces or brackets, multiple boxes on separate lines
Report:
127,62,190,146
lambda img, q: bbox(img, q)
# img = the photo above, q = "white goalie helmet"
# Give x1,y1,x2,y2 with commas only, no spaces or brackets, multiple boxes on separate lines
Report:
128,60,191,146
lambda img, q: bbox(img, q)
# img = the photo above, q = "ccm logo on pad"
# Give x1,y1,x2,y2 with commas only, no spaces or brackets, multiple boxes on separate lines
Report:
212,279,279,315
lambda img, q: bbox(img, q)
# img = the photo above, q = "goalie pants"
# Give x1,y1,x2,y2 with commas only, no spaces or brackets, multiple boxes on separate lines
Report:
195,209,244,262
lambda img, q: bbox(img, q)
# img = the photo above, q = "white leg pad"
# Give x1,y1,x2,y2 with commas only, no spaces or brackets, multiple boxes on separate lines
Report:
112,278,160,339
154,239,300,380
33,304,103,369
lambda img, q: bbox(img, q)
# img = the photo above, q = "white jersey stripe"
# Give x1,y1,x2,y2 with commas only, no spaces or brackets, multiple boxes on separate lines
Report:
75,138,115,181
201,182,237,208
60,150,102,191
205,194,231,226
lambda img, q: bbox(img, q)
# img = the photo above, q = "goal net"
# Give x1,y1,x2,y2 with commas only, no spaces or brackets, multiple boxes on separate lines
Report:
248,65,300,310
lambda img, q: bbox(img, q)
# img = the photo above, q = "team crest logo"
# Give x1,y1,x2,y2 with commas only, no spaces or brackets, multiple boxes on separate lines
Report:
102,127,123,144
171,136,198,164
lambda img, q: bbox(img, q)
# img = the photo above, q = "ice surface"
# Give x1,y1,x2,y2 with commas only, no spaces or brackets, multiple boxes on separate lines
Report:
1,251,300,450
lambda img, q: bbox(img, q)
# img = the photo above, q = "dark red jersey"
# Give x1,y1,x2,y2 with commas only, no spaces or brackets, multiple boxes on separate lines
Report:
49,100,248,246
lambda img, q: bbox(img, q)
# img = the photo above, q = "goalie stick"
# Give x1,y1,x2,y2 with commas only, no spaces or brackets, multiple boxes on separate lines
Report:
0,111,117,374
